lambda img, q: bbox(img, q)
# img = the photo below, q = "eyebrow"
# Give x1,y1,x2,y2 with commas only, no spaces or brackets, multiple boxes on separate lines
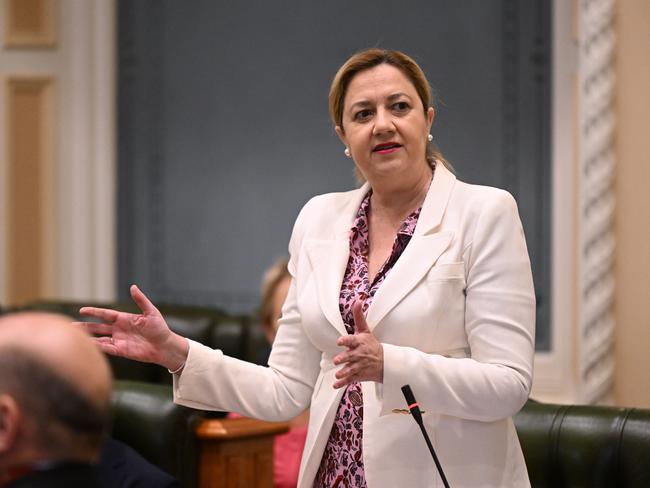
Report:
348,92,413,111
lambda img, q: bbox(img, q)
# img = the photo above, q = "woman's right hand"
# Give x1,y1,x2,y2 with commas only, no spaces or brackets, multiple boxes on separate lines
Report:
77,284,189,371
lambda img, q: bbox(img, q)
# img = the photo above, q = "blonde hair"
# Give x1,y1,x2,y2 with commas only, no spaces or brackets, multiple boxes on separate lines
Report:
259,257,290,329
328,48,452,180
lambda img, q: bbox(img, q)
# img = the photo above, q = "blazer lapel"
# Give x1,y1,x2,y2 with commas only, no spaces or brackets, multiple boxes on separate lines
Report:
366,163,457,330
302,163,457,335
304,183,370,336
305,239,349,335
365,231,453,329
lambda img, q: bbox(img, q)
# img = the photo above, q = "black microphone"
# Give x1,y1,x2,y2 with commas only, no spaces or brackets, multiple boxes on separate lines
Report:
401,385,451,488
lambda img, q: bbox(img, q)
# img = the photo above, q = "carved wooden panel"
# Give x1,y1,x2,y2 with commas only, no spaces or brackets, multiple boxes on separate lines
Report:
4,0,57,48
196,417,287,488
5,77,56,305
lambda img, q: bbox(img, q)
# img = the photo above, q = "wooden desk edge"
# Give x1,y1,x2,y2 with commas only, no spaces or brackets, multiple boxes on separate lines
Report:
196,417,290,440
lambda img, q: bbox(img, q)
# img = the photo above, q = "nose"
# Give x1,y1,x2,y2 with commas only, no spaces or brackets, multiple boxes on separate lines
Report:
372,107,395,136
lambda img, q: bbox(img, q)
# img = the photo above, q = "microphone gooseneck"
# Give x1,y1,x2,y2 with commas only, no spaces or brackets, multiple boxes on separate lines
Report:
401,385,451,488
401,383,423,424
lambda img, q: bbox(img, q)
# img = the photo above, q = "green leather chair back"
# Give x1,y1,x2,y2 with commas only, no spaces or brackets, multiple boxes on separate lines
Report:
111,380,204,488
514,401,650,487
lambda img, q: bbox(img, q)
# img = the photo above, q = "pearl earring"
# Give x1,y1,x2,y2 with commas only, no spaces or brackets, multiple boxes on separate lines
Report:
344,148,351,157
427,134,433,142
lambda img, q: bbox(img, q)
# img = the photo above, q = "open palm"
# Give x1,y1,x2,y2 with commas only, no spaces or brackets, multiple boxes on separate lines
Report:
78,285,177,367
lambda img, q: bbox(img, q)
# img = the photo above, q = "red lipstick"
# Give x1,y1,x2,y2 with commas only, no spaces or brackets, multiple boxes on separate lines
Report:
373,142,402,154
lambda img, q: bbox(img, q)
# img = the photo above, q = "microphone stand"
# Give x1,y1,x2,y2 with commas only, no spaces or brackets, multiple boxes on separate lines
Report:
401,384,451,488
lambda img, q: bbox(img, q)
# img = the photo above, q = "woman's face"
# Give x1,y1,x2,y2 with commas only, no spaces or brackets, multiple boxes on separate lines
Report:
336,64,434,187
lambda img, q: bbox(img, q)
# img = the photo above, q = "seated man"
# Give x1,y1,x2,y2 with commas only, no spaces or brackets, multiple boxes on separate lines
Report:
0,312,111,487
0,312,179,488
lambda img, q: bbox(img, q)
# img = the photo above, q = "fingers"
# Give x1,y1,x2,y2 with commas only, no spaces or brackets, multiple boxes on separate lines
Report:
334,358,361,388
352,300,370,334
332,346,367,385
95,336,119,356
79,306,119,323
336,334,359,349
333,367,355,389
333,300,382,388
130,284,159,315
335,363,355,379
333,359,382,387
333,348,351,366
74,321,114,336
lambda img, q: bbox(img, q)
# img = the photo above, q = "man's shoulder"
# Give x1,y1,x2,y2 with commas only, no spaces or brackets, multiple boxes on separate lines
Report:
97,438,180,488
7,463,102,488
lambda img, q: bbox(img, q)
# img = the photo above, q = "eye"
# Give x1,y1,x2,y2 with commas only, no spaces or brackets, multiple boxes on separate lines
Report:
353,109,373,121
392,101,410,113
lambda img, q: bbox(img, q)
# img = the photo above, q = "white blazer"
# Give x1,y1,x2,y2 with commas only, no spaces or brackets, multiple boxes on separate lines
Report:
173,164,536,487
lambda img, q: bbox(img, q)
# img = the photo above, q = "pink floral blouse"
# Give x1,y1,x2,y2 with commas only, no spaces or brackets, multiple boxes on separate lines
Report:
313,189,423,487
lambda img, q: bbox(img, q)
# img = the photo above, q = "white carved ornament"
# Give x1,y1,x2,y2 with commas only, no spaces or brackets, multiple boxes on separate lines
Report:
578,0,616,402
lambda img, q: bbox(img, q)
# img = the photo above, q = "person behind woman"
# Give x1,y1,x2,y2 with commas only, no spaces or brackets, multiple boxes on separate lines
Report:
80,48,536,487
234,257,308,488
258,257,292,350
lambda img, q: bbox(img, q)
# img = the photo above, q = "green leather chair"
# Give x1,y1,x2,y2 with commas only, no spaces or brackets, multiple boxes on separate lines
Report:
514,401,650,487
110,382,650,488
111,380,207,488
11,302,650,487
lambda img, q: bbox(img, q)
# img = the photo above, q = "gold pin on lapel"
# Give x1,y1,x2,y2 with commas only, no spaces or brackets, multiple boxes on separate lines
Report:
392,408,426,415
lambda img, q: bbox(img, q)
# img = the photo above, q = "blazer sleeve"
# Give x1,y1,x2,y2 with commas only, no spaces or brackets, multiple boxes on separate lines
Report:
380,190,536,422
172,201,322,421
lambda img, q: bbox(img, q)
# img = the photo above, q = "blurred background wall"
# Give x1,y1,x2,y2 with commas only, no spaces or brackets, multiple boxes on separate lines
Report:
114,0,551,334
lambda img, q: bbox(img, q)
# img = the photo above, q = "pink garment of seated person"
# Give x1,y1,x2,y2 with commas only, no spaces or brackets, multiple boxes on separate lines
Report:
227,412,307,488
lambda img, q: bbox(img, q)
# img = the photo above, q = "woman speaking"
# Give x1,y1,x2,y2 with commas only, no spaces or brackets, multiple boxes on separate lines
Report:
81,49,536,487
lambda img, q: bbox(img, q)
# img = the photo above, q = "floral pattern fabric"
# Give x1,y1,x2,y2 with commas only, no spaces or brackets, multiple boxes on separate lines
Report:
313,190,422,487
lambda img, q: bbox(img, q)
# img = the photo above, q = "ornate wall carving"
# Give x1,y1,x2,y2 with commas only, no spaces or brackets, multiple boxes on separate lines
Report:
578,0,616,402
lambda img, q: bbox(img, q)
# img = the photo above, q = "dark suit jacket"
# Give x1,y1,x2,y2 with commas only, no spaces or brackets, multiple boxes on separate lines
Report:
6,463,102,487
97,438,180,488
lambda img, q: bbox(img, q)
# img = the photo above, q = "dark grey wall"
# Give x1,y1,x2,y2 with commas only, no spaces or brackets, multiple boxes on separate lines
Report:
118,0,551,350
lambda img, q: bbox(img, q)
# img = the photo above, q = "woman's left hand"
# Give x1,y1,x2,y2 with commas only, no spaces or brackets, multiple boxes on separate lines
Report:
333,301,384,388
